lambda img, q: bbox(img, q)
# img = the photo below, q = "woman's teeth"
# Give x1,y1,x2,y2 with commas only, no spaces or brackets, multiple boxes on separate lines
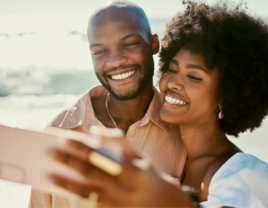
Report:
111,70,135,80
165,95,186,105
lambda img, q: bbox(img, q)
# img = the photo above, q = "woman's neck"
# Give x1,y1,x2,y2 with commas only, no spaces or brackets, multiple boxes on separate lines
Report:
180,121,228,161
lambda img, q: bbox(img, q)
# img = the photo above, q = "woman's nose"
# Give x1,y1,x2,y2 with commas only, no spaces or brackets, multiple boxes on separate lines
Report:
167,74,184,91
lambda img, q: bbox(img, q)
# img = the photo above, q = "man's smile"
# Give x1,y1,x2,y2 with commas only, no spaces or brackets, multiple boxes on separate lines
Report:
105,66,140,83
110,70,136,80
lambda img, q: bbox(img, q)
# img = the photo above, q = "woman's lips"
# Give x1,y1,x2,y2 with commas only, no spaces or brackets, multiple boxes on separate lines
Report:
163,95,188,108
165,95,187,105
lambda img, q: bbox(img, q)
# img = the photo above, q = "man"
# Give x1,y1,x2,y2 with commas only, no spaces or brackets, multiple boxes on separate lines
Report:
31,1,186,207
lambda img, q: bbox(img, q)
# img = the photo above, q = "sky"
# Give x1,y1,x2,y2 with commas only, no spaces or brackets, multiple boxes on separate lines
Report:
1,0,268,69
1,0,268,18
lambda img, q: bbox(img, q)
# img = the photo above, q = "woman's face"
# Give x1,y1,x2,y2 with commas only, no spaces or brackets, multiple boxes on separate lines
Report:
159,49,221,126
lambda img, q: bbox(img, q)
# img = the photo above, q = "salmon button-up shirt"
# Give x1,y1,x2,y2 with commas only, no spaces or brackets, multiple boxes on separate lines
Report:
30,85,187,208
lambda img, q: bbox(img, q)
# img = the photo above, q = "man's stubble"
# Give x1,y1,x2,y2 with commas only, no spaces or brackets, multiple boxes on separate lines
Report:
95,56,154,101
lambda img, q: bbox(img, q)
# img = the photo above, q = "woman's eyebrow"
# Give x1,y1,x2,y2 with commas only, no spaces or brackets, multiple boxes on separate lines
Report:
186,64,208,73
170,59,208,73
170,59,178,66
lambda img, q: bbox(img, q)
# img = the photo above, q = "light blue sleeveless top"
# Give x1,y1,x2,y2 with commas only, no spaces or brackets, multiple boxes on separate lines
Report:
201,153,268,208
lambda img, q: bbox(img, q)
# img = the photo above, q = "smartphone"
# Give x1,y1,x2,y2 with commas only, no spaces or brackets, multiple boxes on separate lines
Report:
0,124,122,200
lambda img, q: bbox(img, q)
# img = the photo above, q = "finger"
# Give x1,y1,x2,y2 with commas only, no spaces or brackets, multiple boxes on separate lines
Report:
67,128,139,159
100,136,140,159
49,148,120,188
64,140,125,176
118,155,155,190
49,174,117,206
66,139,94,159
49,147,146,195
89,126,135,157
49,174,93,198
68,139,151,188
67,136,140,174
89,125,124,138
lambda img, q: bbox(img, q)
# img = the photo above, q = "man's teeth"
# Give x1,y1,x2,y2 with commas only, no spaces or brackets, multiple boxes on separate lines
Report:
165,95,186,105
111,70,135,80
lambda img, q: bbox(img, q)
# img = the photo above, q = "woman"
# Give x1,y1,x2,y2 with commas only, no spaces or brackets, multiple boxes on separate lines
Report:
49,1,268,207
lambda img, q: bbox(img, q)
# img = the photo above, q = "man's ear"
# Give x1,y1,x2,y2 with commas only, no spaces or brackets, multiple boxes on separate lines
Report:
151,34,159,54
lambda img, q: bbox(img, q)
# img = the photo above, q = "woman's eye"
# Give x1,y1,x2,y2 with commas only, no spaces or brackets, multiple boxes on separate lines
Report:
188,75,202,81
166,69,177,73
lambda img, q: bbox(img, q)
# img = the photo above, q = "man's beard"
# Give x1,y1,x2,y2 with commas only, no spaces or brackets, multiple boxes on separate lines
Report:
96,58,154,101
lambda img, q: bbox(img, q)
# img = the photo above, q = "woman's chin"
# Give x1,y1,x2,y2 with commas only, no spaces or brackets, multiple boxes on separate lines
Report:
160,109,180,125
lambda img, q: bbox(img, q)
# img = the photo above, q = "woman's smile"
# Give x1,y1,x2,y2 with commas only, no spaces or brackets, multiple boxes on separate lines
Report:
159,48,220,126
163,91,189,110
164,95,187,105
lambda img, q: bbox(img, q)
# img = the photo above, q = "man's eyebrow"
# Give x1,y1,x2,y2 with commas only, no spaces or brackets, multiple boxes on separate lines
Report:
121,33,139,40
90,33,139,49
90,43,103,49
186,64,208,73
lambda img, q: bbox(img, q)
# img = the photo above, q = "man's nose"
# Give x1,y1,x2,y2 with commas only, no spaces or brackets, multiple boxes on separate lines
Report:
107,49,128,68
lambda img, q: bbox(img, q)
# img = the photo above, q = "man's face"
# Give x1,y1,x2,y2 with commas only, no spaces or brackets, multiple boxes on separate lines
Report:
88,9,158,100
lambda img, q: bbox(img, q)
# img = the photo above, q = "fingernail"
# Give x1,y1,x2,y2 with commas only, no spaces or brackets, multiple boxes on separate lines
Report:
48,149,58,158
107,128,124,137
90,125,111,136
66,139,74,145
47,175,56,183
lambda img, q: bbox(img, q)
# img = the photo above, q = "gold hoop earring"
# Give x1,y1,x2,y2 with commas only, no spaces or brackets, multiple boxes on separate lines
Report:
218,104,224,119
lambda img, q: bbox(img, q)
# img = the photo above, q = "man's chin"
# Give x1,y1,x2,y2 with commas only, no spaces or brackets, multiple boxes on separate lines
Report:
109,89,141,101
97,69,153,101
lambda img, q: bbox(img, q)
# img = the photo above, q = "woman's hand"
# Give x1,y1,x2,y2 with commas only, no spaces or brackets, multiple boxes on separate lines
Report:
48,128,192,207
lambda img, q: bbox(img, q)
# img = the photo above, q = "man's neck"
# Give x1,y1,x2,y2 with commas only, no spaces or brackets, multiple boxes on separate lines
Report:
108,83,155,132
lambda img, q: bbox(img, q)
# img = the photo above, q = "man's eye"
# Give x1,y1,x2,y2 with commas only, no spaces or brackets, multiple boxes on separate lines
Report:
92,50,106,56
123,42,139,47
188,75,202,81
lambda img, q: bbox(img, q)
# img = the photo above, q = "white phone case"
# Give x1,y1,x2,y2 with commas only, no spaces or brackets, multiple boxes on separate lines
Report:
0,124,99,200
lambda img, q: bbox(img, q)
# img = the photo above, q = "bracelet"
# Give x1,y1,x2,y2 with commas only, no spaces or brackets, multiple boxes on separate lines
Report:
182,185,201,208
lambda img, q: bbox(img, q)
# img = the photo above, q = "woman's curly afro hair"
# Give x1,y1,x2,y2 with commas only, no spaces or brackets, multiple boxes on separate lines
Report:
159,1,268,136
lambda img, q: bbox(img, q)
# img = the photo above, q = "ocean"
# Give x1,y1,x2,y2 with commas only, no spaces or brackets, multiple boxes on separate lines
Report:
0,18,268,164
0,13,268,208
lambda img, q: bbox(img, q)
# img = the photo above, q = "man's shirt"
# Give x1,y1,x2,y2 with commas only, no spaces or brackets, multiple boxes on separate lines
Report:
31,85,187,208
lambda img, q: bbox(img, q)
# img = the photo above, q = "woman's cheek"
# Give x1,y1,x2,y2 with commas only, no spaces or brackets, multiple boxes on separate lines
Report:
159,75,167,92
159,75,167,101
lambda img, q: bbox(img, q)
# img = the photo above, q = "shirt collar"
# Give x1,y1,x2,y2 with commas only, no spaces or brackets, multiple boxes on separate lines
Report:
138,89,169,132
60,85,169,132
59,85,107,129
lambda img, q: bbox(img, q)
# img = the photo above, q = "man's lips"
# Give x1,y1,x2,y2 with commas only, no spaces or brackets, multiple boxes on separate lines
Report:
110,70,136,80
107,68,137,81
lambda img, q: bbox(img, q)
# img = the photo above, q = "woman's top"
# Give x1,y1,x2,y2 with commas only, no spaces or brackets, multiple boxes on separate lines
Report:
201,153,268,208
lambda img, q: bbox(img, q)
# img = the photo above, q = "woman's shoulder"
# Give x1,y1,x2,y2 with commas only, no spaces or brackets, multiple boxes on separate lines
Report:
202,153,268,207
212,153,268,178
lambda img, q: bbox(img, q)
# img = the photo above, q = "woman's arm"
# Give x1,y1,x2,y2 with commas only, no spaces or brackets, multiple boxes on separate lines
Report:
48,135,196,207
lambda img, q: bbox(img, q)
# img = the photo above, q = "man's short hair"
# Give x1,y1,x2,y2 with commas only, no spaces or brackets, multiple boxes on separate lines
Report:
88,0,152,38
